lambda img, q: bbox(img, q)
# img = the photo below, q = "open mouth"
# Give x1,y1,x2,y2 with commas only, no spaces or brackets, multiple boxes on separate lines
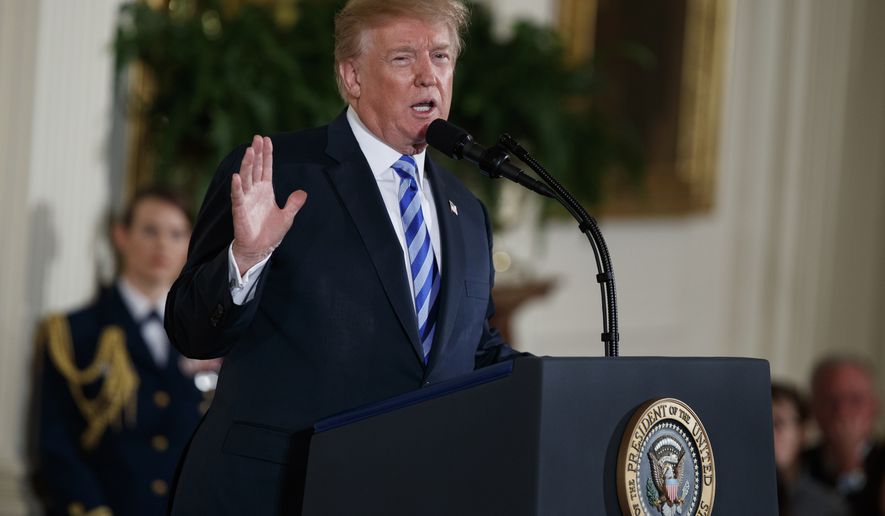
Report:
411,100,436,113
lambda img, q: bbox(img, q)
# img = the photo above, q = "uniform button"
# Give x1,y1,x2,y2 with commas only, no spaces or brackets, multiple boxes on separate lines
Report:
151,479,168,496
423,380,432,386
152,435,169,452
153,391,170,408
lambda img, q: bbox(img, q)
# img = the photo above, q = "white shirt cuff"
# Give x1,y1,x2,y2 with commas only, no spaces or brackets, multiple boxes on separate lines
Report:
228,243,271,305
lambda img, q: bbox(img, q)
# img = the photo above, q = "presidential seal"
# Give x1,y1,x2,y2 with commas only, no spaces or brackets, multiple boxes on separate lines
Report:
617,398,715,516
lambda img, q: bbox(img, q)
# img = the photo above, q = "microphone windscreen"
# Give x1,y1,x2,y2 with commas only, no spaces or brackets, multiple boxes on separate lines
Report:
425,119,469,158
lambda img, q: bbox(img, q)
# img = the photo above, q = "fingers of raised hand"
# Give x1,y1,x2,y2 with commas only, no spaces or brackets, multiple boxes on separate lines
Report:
262,136,273,182
251,135,264,188
282,190,308,222
231,173,244,206
239,146,255,192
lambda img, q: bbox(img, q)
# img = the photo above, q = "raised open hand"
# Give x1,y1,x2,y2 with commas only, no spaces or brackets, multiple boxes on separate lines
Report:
231,135,307,273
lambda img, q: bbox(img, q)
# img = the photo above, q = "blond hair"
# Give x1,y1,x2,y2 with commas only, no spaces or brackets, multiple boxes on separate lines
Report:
333,0,469,98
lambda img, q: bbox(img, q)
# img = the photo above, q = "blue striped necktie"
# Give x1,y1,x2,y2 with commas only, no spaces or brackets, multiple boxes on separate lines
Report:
392,155,440,364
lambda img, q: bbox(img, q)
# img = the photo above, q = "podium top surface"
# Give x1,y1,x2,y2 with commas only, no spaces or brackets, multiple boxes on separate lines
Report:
313,355,769,433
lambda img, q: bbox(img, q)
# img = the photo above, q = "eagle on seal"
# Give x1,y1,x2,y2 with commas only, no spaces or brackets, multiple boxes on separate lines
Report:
648,436,688,515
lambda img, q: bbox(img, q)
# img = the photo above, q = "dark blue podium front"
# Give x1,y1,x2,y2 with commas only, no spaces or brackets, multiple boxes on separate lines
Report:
301,356,777,516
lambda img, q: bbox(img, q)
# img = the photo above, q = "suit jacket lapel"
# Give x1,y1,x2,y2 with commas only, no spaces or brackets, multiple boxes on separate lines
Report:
323,112,423,361
424,158,466,370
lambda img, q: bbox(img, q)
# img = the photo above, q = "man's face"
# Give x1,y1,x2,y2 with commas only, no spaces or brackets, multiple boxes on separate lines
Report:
114,198,190,290
813,364,879,444
340,17,455,155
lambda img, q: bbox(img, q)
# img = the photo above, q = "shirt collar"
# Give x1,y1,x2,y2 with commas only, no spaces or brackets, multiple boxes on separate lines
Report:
117,277,166,322
346,106,427,184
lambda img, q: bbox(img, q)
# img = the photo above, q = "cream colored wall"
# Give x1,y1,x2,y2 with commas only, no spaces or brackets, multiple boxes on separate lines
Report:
482,0,555,33
487,0,885,390
0,0,123,512
0,0,883,512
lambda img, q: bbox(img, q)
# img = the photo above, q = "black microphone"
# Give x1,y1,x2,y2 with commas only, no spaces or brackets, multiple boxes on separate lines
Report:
425,119,555,198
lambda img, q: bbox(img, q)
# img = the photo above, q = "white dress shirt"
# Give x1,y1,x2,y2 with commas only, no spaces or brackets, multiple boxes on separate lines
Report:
117,277,170,367
229,106,442,305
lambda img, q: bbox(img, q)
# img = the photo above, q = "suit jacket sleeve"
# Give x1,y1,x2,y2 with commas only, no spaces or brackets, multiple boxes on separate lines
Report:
165,144,267,359
474,201,530,368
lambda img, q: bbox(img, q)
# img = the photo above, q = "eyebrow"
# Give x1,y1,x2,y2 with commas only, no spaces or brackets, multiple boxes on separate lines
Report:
388,46,417,55
387,42,452,54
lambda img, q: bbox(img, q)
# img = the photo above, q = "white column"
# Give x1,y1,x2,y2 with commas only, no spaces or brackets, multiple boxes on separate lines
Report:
0,0,124,512
27,0,121,313
0,0,41,512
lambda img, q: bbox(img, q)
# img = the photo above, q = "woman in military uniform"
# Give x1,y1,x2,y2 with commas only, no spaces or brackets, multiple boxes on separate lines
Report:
36,188,218,516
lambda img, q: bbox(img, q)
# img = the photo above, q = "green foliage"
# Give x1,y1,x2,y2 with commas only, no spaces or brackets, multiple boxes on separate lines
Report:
449,5,643,211
647,476,661,507
114,0,641,213
115,0,343,200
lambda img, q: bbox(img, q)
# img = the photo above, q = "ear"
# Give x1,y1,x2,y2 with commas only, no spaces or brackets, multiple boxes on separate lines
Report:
111,223,128,254
338,59,362,100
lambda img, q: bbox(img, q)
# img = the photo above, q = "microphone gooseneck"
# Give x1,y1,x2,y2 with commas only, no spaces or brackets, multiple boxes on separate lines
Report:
426,118,620,358
499,133,619,358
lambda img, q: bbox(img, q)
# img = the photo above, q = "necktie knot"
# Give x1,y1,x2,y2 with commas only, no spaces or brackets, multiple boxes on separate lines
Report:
141,310,162,326
392,155,419,185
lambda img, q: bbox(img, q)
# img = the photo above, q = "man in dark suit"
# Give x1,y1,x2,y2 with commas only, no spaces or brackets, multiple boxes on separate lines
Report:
37,188,218,516
165,0,522,513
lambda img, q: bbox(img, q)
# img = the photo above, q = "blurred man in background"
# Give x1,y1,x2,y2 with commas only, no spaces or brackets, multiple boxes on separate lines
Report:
35,187,218,516
805,356,885,515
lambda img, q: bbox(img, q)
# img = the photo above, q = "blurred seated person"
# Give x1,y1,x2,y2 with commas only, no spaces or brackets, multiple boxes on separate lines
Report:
804,356,885,515
35,187,220,516
772,382,848,515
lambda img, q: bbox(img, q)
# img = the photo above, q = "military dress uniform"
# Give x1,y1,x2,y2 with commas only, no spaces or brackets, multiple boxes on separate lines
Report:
37,281,205,516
